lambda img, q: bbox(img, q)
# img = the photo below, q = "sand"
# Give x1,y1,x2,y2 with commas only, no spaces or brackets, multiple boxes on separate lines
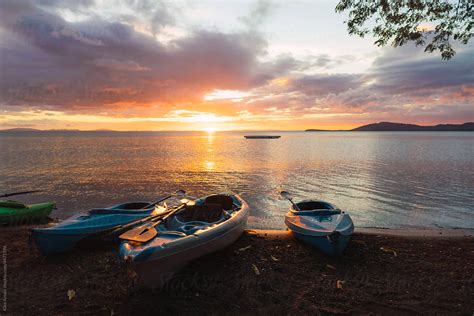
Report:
2,227,473,315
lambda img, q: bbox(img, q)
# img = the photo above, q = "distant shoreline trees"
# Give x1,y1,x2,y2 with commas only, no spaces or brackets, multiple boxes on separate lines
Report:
335,0,473,59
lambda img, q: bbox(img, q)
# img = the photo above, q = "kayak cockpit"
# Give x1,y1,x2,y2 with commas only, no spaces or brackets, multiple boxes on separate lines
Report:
88,201,156,215
291,200,341,216
163,194,240,235
293,200,335,211
112,202,152,210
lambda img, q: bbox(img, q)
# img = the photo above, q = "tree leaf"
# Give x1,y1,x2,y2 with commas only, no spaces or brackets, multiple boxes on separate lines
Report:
380,246,397,257
238,245,252,252
252,264,260,275
67,289,76,301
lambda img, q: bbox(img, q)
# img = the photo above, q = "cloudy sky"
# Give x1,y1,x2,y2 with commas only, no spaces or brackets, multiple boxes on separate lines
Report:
1,0,473,131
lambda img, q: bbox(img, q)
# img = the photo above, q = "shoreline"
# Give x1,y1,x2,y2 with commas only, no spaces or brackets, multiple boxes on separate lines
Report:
248,227,474,238
4,223,474,237
2,226,473,314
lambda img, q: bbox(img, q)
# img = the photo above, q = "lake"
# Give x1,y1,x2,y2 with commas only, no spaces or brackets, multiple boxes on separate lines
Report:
1,131,473,229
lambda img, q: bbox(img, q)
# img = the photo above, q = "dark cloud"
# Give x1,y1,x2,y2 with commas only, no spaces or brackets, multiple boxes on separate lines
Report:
241,42,474,122
0,0,472,125
239,0,275,30
115,0,176,36
368,44,474,92
36,0,95,9
0,0,292,113
309,54,357,69
288,74,360,96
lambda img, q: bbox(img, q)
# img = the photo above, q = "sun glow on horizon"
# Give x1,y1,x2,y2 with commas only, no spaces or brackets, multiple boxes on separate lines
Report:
205,127,216,133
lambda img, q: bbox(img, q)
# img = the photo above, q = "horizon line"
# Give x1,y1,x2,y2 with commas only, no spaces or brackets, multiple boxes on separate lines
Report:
1,122,472,133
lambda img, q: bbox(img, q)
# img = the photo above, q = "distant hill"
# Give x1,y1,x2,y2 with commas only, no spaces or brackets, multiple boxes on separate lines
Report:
351,122,474,132
1,128,40,132
306,122,474,132
0,128,82,132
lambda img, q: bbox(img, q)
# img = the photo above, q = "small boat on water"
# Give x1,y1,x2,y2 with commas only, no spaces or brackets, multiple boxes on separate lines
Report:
0,200,55,224
31,201,162,255
119,193,249,287
244,135,281,139
281,192,354,256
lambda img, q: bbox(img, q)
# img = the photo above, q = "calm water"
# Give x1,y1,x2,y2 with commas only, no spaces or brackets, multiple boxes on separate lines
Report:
1,131,473,229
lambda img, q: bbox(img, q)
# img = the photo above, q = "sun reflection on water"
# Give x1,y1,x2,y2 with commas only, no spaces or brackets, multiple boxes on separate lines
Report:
204,160,215,171
1,132,472,230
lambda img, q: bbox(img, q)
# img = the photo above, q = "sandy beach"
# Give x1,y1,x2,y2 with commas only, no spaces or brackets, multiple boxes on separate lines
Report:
2,226,473,315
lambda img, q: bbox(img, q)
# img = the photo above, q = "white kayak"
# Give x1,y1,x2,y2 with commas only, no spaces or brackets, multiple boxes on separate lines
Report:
285,199,354,256
119,193,249,287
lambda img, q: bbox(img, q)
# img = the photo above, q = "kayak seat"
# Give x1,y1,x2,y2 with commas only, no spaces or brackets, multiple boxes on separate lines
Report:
295,209,342,217
204,194,234,210
177,203,223,223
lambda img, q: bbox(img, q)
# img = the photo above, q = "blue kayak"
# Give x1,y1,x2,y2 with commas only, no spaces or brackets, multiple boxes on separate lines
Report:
285,200,354,256
120,194,249,288
32,201,162,255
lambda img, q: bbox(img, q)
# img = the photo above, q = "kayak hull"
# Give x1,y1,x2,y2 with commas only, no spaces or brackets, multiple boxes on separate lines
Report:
129,221,246,287
285,199,354,256
31,229,86,255
291,231,352,256
31,201,157,255
0,201,55,224
120,194,249,288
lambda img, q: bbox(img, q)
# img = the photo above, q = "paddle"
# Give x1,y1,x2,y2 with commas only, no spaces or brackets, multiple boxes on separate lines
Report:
119,200,190,243
280,190,301,211
83,190,187,242
141,189,186,209
1,190,42,198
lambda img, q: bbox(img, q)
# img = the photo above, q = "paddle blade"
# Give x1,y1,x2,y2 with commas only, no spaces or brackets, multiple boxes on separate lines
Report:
280,191,292,200
119,222,158,243
1,190,42,198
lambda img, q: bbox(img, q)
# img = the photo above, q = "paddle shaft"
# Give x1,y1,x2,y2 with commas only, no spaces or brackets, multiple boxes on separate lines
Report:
142,194,173,209
90,193,183,240
1,190,41,198
147,202,186,228
128,191,183,225
102,205,176,238
288,198,301,211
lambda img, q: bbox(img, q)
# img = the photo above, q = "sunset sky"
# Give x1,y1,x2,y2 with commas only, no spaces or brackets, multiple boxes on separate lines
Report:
1,0,473,131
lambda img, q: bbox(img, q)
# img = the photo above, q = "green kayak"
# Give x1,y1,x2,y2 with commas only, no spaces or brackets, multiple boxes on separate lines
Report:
0,200,55,224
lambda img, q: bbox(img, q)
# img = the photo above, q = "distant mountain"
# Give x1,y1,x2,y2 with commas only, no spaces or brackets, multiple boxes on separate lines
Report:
0,128,41,132
351,122,474,132
305,122,474,132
